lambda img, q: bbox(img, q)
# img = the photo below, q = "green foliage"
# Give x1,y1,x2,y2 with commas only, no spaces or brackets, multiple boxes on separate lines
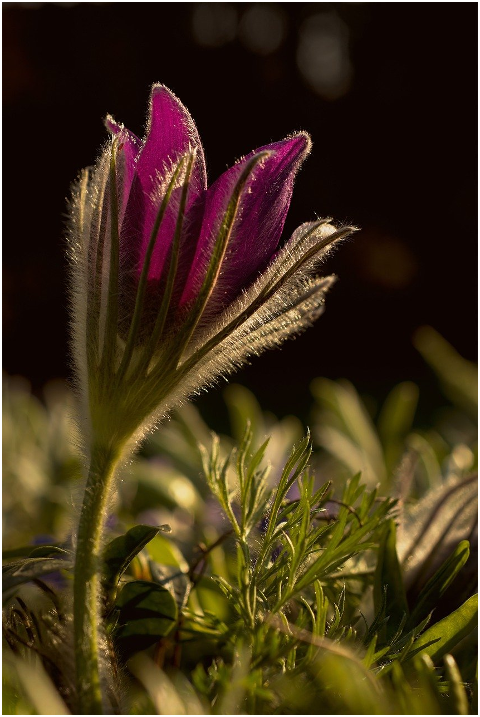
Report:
407,540,471,629
311,331,477,496
406,594,478,665
3,545,72,604
200,427,393,632
374,519,408,641
113,580,178,660
184,427,476,714
2,350,477,715
102,524,171,607
312,376,390,487
414,326,478,420
2,377,82,547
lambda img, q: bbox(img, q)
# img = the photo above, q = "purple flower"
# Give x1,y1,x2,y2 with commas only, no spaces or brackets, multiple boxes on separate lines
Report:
68,84,353,450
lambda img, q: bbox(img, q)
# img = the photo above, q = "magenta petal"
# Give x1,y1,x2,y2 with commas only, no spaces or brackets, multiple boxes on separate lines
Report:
180,133,311,309
105,115,141,157
130,85,207,281
137,84,207,199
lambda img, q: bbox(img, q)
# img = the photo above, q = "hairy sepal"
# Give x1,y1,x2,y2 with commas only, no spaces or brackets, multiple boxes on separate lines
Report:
185,220,353,358
128,222,353,437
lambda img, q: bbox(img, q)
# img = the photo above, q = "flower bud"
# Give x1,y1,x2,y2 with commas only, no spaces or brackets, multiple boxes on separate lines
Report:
68,84,354,455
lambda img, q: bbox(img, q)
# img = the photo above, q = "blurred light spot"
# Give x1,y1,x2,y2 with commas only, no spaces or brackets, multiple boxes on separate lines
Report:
347,230,418,290
239,4,286,55
192,3,237,48
297,12,352,100
450,444,474,472
168,476,198,512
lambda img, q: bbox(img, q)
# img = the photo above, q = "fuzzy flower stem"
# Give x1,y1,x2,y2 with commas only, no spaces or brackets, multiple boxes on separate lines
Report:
73,442,122,714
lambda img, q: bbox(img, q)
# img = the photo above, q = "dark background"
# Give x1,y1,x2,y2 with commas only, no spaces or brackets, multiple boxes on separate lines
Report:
3,2,477,422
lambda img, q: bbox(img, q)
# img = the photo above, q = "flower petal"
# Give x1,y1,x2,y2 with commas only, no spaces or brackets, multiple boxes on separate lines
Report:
105,115,141,157
180,133,311,311
127,85,207,282
137,84,207,199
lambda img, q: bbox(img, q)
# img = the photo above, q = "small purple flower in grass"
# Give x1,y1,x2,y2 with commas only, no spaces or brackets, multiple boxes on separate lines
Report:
68,84,354,452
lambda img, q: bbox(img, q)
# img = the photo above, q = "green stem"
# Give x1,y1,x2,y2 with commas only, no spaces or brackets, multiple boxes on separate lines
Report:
73,442,122,714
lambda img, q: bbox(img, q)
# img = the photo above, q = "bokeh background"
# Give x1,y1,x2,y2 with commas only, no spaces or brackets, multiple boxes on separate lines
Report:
3,1,477,423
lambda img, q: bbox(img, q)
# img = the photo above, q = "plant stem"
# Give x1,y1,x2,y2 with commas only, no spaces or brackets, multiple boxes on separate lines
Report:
73,442,121,714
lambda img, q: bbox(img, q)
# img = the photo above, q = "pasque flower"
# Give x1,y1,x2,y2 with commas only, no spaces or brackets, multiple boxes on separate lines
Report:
69,84,352,452
68,85,353,713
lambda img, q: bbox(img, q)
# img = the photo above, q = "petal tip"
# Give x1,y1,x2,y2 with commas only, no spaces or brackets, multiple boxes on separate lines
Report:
258,131,312,168
149,82,178,104
288,130,312,159
150,82,167,97
146,83,193,132
105,114,123,134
